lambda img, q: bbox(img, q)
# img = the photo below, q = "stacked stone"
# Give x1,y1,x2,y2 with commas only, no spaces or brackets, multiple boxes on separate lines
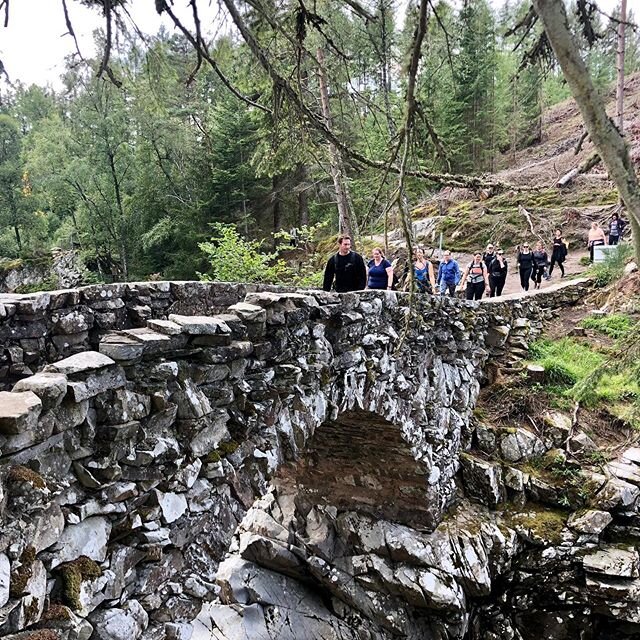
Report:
0,278,595,639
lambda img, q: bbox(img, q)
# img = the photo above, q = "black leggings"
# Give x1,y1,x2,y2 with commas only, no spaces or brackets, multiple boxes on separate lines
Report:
489,275,506,297
465,281,485,300
532,265,545,285
548,258,564,276
519,267,532,291
609,235,620,245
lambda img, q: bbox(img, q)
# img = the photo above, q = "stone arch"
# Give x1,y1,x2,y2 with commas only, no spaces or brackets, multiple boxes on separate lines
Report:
275,410,433,530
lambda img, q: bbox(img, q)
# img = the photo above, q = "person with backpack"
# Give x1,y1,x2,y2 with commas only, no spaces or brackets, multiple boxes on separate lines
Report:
516,243,534,291
459,252,490,300
482,243,496,271
413,247,436,294
531,241,549,289
436,250,461,296
322,235,367,292
488,249,508,297
548,229,568,278
366,247,394,290
608,212,625,245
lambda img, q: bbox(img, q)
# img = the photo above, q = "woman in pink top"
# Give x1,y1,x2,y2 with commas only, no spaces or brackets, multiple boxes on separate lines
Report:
587,222,606,263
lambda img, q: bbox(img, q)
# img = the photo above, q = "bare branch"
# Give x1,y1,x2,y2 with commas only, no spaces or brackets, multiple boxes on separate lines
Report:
156,0,271,113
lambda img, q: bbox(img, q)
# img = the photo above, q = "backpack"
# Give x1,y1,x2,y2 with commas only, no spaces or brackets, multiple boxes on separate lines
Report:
467,261,486,283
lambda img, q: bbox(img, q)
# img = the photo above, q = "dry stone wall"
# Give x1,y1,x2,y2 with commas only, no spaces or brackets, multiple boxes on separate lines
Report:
0,279,591,640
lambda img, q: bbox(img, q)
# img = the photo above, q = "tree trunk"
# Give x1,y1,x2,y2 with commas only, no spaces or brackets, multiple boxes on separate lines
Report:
272,175,282,236
532,0,640,262
616,0,627,132
316,47,359,245
295,164,309,228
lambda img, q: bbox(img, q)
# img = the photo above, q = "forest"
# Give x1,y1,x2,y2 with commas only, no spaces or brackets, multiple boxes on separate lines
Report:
0,0,638,284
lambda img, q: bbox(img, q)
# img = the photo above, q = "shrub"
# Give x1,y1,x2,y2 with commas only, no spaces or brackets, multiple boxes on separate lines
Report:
590,243,634,287
199,223,290,284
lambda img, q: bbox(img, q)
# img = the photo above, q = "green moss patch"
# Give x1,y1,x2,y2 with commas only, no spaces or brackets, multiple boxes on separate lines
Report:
502,504,567,544
9,546,36,598
58,556,102,610
580,313,637,340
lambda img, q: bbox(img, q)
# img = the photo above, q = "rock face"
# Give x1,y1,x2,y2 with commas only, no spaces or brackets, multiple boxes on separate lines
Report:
0,278,600,639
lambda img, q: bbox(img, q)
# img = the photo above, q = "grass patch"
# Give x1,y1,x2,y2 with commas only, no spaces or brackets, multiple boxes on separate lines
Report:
580,313,637,339
528,337,640,422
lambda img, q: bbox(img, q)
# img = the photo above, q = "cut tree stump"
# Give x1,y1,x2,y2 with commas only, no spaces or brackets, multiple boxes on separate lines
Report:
526,364,545,383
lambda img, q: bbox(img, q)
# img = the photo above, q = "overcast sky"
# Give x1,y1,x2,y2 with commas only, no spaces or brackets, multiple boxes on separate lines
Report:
0,0,622,89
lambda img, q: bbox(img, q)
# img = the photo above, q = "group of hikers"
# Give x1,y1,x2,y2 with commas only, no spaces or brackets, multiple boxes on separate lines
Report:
322,212,626,300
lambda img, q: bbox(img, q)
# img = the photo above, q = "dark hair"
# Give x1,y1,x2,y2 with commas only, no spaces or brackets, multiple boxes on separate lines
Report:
611,213,619,219
338,235,351,244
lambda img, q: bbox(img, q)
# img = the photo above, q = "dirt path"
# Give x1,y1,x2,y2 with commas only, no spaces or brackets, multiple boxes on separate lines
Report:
448,248,589,297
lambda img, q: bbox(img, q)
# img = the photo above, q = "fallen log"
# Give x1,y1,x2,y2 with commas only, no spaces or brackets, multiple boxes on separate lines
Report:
557,152,601,187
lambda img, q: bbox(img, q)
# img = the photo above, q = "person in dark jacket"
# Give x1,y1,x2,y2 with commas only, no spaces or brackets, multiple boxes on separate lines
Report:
322,235,367,292
517,243,534,291
482,243,496,271
531,241,548,289
608,212,625,245
548,229,568,278
488,250,508,297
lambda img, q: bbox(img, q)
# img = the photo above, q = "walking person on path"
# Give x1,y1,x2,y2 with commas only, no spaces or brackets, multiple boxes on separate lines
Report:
459,252,490,300
322,235,367,292
607,212,625,246
413,247,436,294
531,241,549,289
436,250,461,296
488,249,508,297
366,247,394,291
587,222,607,263
516,243,535,292
548,229,568,278
482,243,496,271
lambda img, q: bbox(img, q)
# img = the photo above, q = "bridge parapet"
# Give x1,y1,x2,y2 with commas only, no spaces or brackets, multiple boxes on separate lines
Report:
0,278,591,637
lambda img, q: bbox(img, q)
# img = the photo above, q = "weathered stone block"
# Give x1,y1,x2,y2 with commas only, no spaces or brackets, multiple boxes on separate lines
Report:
0,391,42,435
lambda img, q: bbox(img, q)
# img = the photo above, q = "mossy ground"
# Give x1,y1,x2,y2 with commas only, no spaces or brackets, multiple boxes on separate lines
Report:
501,503,567,544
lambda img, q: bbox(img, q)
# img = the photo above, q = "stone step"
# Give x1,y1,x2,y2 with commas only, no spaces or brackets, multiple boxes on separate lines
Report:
607,461,640,486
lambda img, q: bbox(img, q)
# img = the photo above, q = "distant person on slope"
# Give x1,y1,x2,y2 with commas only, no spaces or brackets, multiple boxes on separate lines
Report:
607,212,625,246
532,241,549,289
516,243,534,291
322,235,367,292
587,222,607,262
413,247,436,294
482,243,496,271
366,247,394,290
488,249,508,297
459,252,490,300
437,250,461,296
548,229,568,278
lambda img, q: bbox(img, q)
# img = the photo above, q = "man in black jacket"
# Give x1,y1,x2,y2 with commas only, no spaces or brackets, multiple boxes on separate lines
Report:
322,235,367,292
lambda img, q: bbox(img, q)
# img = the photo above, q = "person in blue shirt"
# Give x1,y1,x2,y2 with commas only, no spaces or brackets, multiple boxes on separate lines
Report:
436,250,461,296
366,247,394,290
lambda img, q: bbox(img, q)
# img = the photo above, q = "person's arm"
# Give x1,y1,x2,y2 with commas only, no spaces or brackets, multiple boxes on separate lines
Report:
385,261,393,289
355,254,367,290
483,264,490,290
428,262,437,293
458,265,469,290
436,263,442,285
601,229,608,244
322,257,335,291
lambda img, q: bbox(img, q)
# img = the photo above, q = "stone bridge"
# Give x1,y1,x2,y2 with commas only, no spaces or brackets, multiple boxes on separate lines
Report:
0,280,591,639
